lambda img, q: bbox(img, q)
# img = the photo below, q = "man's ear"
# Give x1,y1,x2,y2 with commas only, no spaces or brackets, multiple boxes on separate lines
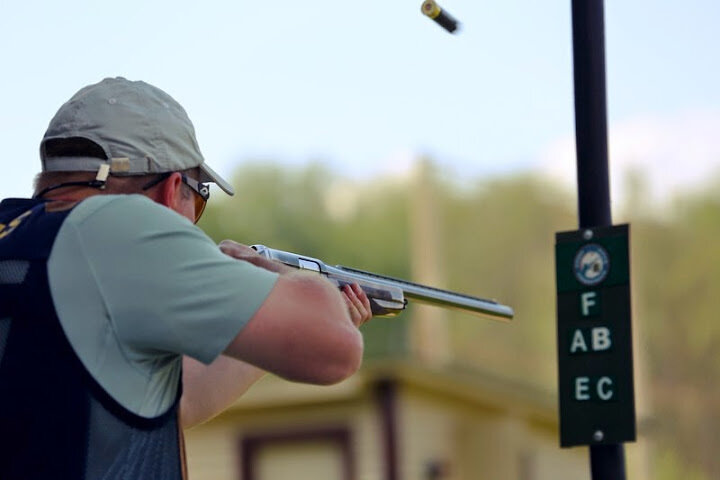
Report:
154,172,184,209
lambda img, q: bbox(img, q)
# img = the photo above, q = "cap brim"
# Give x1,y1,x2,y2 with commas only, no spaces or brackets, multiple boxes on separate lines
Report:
199,163,235,196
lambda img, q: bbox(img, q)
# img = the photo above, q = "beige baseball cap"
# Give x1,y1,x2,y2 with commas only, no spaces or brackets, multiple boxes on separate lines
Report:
40,77,234,195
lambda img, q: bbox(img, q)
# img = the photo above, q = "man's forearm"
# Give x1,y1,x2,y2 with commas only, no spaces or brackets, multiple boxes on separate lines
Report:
181,355,266,429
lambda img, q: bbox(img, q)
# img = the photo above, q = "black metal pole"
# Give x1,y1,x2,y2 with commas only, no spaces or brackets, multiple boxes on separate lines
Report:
570,1,627,479
572,0,611,229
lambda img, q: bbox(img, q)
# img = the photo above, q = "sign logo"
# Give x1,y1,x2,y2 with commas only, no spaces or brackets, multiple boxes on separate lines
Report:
573,244,610,286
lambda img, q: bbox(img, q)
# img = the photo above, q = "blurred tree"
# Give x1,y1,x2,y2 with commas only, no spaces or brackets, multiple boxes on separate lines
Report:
439,173,576,387
630,183,720,480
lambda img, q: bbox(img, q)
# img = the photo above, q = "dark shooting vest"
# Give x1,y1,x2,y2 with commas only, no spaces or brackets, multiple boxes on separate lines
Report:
0,198,184,480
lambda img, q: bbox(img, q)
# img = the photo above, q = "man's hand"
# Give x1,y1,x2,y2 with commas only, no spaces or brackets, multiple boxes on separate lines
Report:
342,283,372,327
219,240,372,327
219,240,293,273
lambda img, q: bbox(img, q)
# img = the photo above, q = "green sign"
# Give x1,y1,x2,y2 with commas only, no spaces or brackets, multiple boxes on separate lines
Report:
555,224,636,447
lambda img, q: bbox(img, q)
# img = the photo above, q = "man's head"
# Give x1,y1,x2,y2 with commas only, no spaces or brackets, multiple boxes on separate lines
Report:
36,77,234,222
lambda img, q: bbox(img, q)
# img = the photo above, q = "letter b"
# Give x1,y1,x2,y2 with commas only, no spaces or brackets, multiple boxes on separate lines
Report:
592,327,612,351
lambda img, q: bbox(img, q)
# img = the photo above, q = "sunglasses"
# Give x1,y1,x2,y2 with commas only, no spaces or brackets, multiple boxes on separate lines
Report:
142,172,210,223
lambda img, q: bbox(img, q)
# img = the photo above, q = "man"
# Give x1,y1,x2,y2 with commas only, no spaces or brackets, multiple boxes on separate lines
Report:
0,77,372,479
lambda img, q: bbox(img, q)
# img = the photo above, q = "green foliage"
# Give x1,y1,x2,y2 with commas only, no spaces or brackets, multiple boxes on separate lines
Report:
436,174,576,386
200,162,334,252
630,185,720,478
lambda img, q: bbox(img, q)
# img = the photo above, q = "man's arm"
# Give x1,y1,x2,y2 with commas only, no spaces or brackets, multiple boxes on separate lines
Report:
181,241,370,428
222,266,364,383
181,355,265,428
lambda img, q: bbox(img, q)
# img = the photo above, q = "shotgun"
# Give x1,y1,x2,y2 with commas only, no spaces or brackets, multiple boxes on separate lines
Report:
251,245,513,321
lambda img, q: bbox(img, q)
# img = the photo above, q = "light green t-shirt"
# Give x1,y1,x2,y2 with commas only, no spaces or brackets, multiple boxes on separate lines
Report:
47,195,278,418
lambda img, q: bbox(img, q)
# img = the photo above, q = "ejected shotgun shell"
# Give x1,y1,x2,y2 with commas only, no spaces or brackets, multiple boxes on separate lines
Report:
421,0,460,34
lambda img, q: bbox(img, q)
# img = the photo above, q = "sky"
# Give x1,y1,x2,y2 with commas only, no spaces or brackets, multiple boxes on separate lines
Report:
2,0,719,209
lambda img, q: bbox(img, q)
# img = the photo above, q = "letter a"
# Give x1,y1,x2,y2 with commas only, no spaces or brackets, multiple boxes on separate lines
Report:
570,329,588,353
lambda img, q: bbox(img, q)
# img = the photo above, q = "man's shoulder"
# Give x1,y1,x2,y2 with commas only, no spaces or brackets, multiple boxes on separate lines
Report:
68,194,170,224
58,193,210,254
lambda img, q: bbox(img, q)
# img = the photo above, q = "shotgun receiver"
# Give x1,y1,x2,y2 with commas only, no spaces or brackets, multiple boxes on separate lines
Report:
251,245,514,321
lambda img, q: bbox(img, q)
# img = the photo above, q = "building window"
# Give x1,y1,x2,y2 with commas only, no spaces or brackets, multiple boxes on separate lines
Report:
240,427,354,480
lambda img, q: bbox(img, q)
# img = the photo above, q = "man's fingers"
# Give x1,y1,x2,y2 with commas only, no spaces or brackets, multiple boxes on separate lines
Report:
343,286,363,326
353,283,372,313
343,284,372,327
219,240,258,259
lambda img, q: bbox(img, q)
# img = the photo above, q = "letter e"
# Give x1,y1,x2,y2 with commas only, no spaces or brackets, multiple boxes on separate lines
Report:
575,377,590,400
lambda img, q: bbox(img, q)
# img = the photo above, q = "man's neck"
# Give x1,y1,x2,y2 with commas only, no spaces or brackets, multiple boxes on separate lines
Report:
39,188,100,203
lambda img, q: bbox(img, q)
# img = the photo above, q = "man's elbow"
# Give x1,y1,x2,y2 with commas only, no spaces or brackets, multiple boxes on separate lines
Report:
315,328,364,385
345,330,364,377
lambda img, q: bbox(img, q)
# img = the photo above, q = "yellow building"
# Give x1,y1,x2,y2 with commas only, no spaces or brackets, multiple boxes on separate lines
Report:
185,357,590,480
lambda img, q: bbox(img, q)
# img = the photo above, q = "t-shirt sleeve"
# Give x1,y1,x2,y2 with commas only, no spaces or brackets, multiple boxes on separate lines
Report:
49,195,278,365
